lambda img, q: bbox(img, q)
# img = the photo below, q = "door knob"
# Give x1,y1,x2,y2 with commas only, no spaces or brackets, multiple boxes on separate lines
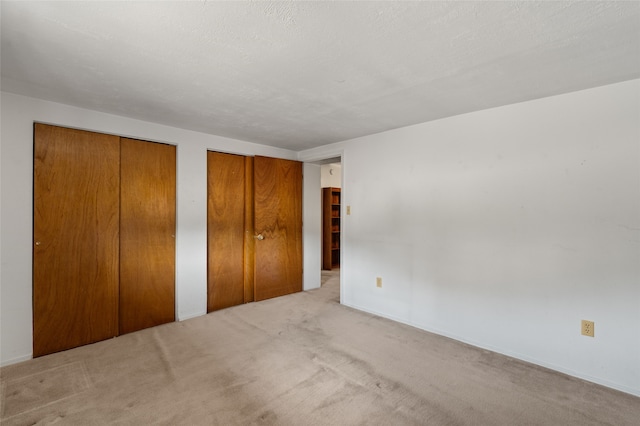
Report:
35,241,42,246
254,234,264,240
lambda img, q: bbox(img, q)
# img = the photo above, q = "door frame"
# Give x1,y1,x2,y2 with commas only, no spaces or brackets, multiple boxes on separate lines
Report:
300,150,344,305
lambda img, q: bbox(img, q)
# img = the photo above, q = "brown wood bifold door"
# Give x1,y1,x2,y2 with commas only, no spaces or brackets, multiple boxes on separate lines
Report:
34,125,177,357
33,124,120,357
207,152,254,311
207,153,302,308
254,156,303,301
119,138,176,334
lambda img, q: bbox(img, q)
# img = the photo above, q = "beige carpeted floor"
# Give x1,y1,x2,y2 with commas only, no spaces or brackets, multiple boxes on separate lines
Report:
1,270,639,425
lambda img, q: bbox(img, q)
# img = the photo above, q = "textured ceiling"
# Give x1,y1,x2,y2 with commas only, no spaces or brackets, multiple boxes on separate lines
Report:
2,1,639,151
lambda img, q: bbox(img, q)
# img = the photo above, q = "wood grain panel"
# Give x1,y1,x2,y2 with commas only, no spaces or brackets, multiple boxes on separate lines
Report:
119,138,176,334
207,152,246,311
33,123,120,357
254,156,303,301
244,156,255,303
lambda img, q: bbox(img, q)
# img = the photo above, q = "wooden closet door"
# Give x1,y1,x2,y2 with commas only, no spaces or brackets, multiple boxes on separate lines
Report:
119,138,176,334
33,124,120,357
253,156,303,301
207,152,254,311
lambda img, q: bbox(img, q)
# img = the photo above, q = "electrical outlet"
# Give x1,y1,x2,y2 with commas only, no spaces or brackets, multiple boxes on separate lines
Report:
581,320,594,337
376,277,382,288
347,205,351,215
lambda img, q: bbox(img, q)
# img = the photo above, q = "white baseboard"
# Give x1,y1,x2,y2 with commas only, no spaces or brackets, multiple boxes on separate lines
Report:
1,353,32,367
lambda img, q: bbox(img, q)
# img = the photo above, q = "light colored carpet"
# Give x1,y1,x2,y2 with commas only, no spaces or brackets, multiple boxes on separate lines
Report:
2,270,639,425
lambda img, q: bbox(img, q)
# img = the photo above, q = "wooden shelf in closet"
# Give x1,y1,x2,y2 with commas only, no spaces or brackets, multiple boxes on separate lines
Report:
322,187,341,270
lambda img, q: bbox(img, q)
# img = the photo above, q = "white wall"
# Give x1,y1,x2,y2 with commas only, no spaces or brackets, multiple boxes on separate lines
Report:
0,92,297,365
321,163,342,188
300,79,640,396
303,163,322,291
3,81,639,397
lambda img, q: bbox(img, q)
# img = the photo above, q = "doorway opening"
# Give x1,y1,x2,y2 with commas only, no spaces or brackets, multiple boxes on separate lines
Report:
313,156,342,303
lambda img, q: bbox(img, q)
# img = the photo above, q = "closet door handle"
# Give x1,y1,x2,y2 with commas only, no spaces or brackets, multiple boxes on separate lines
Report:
254,234,264,240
